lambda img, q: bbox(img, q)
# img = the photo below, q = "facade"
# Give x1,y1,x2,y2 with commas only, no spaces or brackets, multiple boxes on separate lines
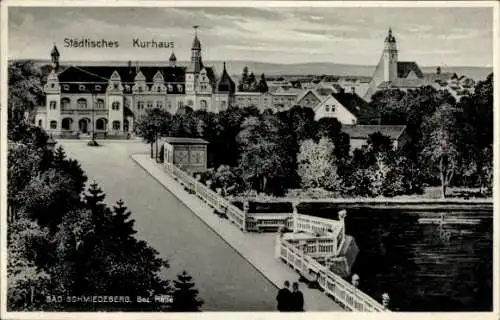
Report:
159,137,209,173
36,27,236,136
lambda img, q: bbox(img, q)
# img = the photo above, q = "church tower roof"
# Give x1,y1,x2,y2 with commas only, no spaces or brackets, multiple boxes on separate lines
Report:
217,62,235,93
192,25,201,50
51,44,60,57
385,27,396,43
169,52,177,61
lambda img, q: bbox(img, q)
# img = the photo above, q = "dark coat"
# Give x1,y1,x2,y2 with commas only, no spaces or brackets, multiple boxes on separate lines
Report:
276,288,291,311
291,290,304,311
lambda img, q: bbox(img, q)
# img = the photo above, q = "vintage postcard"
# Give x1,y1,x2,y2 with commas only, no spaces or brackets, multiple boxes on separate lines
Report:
0,1,498,319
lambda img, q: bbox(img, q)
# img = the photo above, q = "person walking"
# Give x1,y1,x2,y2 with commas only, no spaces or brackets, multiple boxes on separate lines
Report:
276,281,291,311
291,282,304,311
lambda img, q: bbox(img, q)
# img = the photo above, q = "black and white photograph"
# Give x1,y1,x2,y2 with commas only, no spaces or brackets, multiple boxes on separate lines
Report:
1,1,497,317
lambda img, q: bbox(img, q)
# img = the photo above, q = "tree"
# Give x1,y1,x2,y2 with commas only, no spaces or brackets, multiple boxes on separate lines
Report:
135,108,171,158
256,73,269,93
8,61,45,123
171,271,203,311
422,104,460,198
297,138,340,191
237,115,288,195
213,165,244,196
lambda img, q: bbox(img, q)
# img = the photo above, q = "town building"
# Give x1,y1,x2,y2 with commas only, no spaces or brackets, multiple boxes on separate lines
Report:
295,88,377,124
35,27,236,137
157,137,209,173
364,28,429,101
341,124,409,152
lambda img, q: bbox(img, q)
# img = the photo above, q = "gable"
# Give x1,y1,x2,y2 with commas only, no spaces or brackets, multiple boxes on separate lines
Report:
297,91,320,105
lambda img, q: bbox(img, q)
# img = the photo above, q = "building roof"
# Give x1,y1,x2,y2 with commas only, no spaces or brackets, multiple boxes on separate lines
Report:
423,72,456,83
169,52,177,62
341,125,406,140
377,78,427,89
216,62,236,93
192,34,201,50
331,91,371,118
58,65,186,83
162,137,209,145
397,61,424,78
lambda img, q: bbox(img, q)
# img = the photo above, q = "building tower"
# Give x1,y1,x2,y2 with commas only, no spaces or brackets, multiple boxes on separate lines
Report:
214,62,236,112
169,52,177,67
383,27,398,82
190,25,202,73
51,44,60,71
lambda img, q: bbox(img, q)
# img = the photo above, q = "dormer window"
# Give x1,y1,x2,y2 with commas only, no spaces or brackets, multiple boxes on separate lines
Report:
157,86,161,93
167,84,173,92
95,85,102,91
138,86,143,93
51,83,55,88
113,83,119,90
177,85,183,93
79,84,86,92
63,84,70,91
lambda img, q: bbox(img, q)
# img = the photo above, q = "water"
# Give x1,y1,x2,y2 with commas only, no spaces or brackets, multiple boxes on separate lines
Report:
344,208,492,311
248,201,493,311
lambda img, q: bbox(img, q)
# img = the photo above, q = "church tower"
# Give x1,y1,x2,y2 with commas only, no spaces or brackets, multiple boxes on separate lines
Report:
190,25,202,73
51,44,60,71
383,27,398,82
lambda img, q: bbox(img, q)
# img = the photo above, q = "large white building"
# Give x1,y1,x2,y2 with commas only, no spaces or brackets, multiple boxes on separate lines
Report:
36,27,236,137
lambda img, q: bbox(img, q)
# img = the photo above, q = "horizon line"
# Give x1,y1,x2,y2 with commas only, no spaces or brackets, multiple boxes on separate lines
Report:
7,58,493,69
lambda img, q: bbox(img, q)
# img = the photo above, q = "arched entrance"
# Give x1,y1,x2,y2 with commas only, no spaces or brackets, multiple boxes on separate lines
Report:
78,118,90,133
96,118,107,131
62,118,73,131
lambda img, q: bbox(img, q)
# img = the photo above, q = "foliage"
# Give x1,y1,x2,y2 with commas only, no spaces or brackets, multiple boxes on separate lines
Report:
421,104,460,198
171,271,204,311
237,66,268,92
8,61,45,123
297,138,341,192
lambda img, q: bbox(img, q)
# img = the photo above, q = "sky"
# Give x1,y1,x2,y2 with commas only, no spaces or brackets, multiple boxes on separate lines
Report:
8,6,494,67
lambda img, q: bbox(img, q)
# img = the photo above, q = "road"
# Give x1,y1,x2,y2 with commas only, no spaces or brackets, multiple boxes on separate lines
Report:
60,140,277,311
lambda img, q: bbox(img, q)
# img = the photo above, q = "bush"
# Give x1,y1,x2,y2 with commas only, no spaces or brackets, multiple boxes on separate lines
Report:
87,140,100,147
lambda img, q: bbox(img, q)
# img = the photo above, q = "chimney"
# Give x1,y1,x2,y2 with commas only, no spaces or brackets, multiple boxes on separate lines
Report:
436,66,441,75
135,61,140,73
128,60,132,73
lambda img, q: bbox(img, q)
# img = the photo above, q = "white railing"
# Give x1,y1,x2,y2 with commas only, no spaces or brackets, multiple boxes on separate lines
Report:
161,161,246,230
278,236,388,312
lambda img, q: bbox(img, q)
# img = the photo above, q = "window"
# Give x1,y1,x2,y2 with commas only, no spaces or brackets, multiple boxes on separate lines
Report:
325,105,330,112
156,101,163,108
61,98,70,109
50,101,57,109
178,100,184,109
112,121,120,130
221,101,226,108
167,101,172,109
331,105,336,112
187,99,194,106
147,101,153,108
137,101,144,110
79,84,86,92
77,98,87,108
113,83,119,90
201,84,207,91
38,120,42,127
50,121,57,129
112,102,120,110
51,83,55,88
200,100,207,110
96,99,105,109
157,86,162,93
138,86,143,93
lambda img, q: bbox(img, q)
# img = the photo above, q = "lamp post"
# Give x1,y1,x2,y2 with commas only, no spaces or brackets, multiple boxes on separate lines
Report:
154,118,160,161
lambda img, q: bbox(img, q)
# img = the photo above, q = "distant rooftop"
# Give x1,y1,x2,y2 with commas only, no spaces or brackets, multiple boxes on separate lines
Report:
162,137,209,145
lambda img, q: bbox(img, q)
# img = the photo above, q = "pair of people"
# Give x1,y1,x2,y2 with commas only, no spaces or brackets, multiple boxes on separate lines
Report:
276,281,304,311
